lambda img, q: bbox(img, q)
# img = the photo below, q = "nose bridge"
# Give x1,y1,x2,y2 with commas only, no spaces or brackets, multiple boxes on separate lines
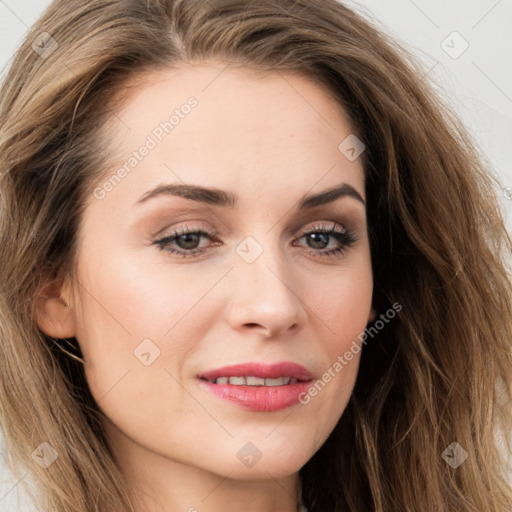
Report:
236,229,290,288
227,232,307,337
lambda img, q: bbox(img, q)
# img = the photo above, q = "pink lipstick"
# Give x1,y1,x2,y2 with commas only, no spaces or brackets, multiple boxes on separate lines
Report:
198,362,313,412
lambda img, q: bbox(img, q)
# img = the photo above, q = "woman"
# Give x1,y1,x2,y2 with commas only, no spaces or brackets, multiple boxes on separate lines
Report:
0,0,511,511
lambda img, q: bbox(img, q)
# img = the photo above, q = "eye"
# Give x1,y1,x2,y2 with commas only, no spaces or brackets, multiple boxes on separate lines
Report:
153,222,357,259
153,224,220,258
292,222,357,258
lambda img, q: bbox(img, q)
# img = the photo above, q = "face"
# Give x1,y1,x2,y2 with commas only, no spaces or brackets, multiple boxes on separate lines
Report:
39,61,373,489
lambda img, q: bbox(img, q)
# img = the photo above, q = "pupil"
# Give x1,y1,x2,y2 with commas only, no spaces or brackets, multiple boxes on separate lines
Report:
178,234,199,249
309,233,328,249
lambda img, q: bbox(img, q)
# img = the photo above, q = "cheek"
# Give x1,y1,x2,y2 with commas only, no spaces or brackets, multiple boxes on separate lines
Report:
81,246,223,338
73,240,213,352
71,245,224,425
72,276,196,446
297,259,372,427
315,280,371,333
304,257,373,346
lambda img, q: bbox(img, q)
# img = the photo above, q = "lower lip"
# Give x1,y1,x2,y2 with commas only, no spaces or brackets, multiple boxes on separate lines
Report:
199,379,312,412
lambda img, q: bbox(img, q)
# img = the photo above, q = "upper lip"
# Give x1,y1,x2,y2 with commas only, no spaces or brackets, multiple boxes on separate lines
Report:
198,362,313,382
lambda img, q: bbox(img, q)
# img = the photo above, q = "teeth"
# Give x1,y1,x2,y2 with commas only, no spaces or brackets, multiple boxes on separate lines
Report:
212,376,296,386
246,376,265,386
265,377,285,386
229,376,246,385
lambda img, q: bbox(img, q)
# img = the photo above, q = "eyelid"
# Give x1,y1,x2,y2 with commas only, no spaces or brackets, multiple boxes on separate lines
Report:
297,221,346,234
149,219,214,240
153,218,350,241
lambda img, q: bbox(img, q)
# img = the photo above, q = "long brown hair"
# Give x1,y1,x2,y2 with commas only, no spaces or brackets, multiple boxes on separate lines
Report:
1,1,511,511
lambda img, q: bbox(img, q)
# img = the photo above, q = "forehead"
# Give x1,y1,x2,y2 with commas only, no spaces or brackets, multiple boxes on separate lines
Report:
91,61,365,210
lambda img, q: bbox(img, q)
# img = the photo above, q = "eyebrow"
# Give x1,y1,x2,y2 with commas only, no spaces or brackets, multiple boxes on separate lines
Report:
136,182,365,209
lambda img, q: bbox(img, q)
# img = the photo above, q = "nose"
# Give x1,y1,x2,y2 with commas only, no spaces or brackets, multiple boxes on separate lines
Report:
226,244,308,339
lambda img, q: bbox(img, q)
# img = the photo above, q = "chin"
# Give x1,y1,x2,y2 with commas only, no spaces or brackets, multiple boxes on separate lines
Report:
212,436,317,480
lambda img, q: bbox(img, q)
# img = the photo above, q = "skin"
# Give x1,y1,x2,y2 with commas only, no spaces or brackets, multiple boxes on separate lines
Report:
36,61,375,512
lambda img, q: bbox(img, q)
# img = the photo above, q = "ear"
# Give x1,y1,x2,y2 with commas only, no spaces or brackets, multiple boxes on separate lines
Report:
35,275,76,339
368,307,376,323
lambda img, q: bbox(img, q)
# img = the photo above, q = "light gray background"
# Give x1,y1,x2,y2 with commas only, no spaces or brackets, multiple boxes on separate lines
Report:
1,0,511,510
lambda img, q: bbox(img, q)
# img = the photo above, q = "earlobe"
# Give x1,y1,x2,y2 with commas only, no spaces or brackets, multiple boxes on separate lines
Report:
35,277,76,339
368,307,377,323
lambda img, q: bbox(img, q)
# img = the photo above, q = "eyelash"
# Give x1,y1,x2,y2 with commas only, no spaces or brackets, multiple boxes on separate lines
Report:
153,222,357,259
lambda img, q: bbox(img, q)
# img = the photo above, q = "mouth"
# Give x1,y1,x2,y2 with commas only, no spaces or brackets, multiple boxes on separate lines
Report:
201,376,300,386
197,362,313,412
